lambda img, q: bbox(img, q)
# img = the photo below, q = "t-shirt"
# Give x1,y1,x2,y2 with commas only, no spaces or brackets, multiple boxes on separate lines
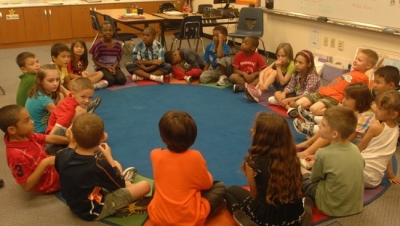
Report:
131,40,165,62
55,148,125,221
4,133,60,193
67,59,86,75
232,51,267,74
270,60,295,76
318,70,368,102
50,62,68,86
202,42,230,69
25,91,53,134
90,40,123,71
16,73,36,106
46,94,78,134
148,148,213,226
311,142,364,217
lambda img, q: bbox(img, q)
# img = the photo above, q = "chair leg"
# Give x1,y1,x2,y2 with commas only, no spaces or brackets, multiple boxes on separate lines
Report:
91,32,99,48
200,38,205,54
170,38,174,51
195,38,199,53
259,38,268,62
187,39,191,50
0,86,5,95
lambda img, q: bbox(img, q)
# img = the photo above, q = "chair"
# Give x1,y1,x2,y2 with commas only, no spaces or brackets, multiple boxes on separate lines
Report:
103,15,138,55
170,16,205,53
89,9,101,47
227,7,267,59
157,3,182,50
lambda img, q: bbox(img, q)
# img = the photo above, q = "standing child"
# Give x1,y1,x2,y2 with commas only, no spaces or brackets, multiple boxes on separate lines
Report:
224,112,310,226
68,39,108,89
50,43,72,97
148,111,226,225
55,113,151,220
245,43,294,100
16,52,40,106
126,27,171,84
25,64,63,134
289,49,379,118
199,25,232,86
358,90,400,187
301,106,365,217
229,36,267,93
90,21,127,86
164,48,204,83
0,105,68,193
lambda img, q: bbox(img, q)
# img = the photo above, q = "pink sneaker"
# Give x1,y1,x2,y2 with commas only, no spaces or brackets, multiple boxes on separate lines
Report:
244,83,261,102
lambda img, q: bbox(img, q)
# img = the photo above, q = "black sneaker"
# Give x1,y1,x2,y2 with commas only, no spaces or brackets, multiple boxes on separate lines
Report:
87,97,102,113
115,196,152,218
233,210,258,226
233,84,244,93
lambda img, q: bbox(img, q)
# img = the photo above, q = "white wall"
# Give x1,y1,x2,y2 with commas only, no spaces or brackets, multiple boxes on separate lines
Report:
193,1,400,62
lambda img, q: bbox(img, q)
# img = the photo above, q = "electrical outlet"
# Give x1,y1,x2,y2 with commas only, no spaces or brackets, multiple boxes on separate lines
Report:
323,37,329,46
330,38,336,48
338,40,344,51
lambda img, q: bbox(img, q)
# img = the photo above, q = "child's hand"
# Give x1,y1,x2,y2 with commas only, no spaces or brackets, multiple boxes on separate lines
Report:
387,173,400,184
278,92,286,101
137,62,147,71
275,60,282,68
108,66,116,75
98,143,112,157
305,155,315,161
218,34,226,42
153,60,163,65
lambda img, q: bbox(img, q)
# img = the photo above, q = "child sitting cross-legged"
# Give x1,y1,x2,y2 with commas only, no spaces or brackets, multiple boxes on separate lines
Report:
126,27,172,84
0,105,68,193
148,110,227,225
55,113,151,220
229,36,267,93
164,48,204,83
301,106,365,217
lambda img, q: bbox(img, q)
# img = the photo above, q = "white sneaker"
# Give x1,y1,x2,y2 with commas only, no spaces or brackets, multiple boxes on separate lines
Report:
93,80,109,90
184,76,193,83
123,167,138,183
268,96,279,105
299,158,312,170
154,75,164,84
216,75,228,86
131,74,144,81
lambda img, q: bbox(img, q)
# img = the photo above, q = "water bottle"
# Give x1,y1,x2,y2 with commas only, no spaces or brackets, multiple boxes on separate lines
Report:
183,1,191,13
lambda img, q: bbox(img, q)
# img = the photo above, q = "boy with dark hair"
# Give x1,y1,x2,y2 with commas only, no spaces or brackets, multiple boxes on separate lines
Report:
301,106,365,217
164,48,204,83
230,36,267,92
199,25,232,86
290,49,379,118
55,113,151,220
0,105,68,193
371,65,400,98
126,27,171,83
148,110,227,225
51,43,72,96
16,52,40,106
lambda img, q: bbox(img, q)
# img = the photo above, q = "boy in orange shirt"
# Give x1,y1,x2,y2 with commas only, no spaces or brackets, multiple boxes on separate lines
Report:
288,49,379,118
148,111,226,225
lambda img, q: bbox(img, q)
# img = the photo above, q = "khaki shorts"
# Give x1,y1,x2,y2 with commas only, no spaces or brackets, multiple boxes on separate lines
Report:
95,188,133,220
305,92,339,108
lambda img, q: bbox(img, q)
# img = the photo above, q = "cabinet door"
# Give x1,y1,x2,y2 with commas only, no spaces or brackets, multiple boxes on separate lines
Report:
24,7,49,41
71,5,94,38
0,8,26,43
47,6,72,40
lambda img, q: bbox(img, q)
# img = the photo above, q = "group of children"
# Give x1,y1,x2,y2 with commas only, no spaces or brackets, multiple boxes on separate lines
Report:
3,20,400,225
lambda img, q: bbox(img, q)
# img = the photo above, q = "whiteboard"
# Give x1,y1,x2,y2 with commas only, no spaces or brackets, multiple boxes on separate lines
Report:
274,0,400,29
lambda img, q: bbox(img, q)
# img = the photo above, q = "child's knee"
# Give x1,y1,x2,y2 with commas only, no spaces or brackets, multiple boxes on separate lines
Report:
309,102,324,114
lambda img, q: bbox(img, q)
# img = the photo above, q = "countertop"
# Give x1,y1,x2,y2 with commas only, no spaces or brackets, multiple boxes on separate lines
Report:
0,0,174,8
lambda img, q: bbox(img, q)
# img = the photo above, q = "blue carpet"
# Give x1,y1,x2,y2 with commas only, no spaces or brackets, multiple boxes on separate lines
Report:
93,85,306,186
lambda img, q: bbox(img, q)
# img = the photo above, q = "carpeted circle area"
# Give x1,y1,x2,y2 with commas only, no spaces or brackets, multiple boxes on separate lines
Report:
94,84,305,186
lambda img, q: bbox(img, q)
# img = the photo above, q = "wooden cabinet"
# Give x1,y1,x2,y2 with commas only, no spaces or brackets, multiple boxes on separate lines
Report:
71,5,96,38
24,6,72,42
0,8,26,43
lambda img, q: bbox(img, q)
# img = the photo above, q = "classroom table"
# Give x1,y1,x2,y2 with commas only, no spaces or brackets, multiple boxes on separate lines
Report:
152,13,238,50
95,9,165,33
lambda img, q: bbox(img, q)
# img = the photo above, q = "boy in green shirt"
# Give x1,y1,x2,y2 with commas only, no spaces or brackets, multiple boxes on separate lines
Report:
301,106,365,217
16,52,40,106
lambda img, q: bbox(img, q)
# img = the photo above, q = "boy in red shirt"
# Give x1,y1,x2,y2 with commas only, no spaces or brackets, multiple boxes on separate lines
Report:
0,105,68,193
288,49,379,118
230,36,267,93
148,111,227,225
